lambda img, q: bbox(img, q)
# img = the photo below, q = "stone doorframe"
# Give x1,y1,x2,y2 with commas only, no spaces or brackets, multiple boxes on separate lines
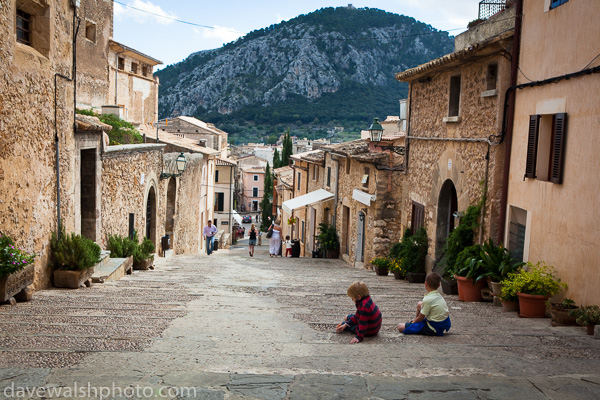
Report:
143,173,159,248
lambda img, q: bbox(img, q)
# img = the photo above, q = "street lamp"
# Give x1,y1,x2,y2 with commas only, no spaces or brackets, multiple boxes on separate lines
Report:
368,118,405,156
160,152,187,180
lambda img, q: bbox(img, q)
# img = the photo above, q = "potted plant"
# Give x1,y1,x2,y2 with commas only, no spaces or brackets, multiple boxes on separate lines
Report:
570,305,600,335
388,258,405,280
549,298,579,326
0,234,36,303
502,261,567,318
465,238,524,296
400,228,428,283
51,228,101,289
133,237,155,270
317,223,339,259
455,244,488,302
500,273,520,312
108,232,155,270
370,257,390,276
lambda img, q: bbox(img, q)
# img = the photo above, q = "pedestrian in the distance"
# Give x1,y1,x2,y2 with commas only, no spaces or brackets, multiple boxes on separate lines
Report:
284,235,293,257
269,219,282,257
248,224,257,257
203,220,218,255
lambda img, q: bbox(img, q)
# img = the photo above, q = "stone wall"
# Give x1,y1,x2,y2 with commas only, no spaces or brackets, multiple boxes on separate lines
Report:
172,153,204,255
0,0,78,289
76,0,113,111
404,53,511,271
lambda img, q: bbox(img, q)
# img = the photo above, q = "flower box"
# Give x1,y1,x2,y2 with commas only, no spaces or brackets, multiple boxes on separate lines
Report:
133,255,154,270
54,266,95,289
0,265,35,302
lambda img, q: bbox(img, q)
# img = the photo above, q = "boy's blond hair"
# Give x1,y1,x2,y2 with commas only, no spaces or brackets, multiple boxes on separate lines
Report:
347,281,370,299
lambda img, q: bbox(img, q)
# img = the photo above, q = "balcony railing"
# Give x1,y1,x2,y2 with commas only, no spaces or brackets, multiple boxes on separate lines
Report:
478,0,508,20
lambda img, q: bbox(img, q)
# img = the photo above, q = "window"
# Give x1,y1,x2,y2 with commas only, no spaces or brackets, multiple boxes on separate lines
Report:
253,175,259,181
525,113,567,183
131,62,138,74
16,10,31,45
362,167,370,188
327,167,331,187
508,206,527,263
301,220,305,242
16,1,50,57
215,170,219,183
323,208,330,225
297,172,301,191
550,0,569,10
345,158,351,174
252,187,259,197
142,65,149,77
486,63,497,91
312,165,319,181
85,21,96,43
448,75,461,117
118,57,125,70
411,202,425,235
215,192,224,212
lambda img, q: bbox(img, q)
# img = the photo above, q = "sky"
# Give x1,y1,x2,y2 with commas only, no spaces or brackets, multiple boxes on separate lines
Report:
113,0,480,70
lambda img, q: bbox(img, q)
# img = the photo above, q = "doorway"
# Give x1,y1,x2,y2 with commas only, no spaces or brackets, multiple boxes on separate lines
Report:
342,206,350,256
435,179,458,259
309,207,316,253
80,149,96,241
146,186,157,247
165,178,176,240
355,211,365,263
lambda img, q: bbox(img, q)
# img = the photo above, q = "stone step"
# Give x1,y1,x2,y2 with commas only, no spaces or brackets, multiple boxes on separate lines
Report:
91,256,132,284
98,250,111,268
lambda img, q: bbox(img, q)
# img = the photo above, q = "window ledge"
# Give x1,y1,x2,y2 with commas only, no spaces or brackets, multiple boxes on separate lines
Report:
481,89,498,98
443,116,462,123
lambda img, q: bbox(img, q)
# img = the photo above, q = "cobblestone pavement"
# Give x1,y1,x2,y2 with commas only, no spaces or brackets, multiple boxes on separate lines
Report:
1,242,599,399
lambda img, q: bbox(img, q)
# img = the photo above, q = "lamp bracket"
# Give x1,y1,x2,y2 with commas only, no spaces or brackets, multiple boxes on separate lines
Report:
374,144,406,156
160,172,182,180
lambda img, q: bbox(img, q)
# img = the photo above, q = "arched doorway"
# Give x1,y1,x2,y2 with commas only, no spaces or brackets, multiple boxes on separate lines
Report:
146,186,157,247
355,211,366,263
435,179,458,259
165,178,176,240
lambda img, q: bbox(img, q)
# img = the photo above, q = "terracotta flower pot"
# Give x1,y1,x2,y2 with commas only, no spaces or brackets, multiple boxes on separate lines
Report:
550,305,578,326
490,281,503,297
392,270,404,280
441,278,458,295
587,324,596,336
456,275,486,302
517,292,549,318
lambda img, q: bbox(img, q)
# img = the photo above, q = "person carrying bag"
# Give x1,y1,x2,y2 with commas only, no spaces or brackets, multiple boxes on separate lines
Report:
266,225,273,239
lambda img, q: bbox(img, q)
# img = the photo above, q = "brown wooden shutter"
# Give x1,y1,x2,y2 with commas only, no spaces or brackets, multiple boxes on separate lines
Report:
525,115,540,179
411,202,425,235
550,113,567,184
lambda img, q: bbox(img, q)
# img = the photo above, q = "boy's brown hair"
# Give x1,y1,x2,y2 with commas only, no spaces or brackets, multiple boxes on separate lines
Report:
425,272,442,290
347,281,370,299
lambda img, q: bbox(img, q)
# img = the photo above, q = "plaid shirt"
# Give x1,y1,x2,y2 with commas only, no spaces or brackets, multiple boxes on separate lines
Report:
349,295,382,341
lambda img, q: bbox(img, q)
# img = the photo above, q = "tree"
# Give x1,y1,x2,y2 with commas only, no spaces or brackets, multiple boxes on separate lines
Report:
273,148,281,169
281,129,293,167
260,163,273,231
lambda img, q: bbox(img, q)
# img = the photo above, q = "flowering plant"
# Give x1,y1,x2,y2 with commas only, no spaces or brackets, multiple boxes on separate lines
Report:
370,257,391,270
501,261,567,299
0,234,36,278
287,217,297,225
388,258,405,277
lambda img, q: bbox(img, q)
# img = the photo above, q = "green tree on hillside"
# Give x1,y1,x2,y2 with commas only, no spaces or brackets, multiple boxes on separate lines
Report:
260,163,273,231
273,148,281,169
281,130,293,167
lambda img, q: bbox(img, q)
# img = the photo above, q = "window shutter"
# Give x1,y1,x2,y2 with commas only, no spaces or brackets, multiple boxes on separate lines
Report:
550,113,567,184
525,115,540,179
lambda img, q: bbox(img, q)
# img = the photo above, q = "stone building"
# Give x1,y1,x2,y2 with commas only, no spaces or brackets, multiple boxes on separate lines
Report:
505,0,600,306
395,5,515,271
320,139,404,267
214,158,237,237
160,116,228,158
1,0,81,288
234,155,266,214
273,165,294,236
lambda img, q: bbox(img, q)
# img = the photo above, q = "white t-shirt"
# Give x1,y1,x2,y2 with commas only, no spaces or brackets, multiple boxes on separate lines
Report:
285,240,292,249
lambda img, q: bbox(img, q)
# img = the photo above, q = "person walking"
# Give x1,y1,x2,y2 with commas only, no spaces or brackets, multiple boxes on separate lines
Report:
269,219,282,257
203,220,218,255
248,224,258,257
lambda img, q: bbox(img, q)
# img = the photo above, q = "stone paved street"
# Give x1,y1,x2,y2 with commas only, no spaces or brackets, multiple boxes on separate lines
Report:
1,242,599,399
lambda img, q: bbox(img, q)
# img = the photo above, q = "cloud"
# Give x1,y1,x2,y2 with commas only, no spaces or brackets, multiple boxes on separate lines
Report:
113,0,177,26
201,25,242,44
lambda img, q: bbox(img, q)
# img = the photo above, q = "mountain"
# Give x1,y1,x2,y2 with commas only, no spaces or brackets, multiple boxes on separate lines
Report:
156,7,454,143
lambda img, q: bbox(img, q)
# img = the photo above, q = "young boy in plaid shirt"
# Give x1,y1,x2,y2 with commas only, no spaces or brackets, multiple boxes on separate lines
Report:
336,281,382,344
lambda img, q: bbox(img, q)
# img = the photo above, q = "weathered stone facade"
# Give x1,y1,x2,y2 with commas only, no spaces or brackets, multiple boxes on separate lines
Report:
396,28,513,271
0,0,78,289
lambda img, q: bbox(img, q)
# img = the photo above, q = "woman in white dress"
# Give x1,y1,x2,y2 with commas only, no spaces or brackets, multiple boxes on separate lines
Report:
269,219,282,257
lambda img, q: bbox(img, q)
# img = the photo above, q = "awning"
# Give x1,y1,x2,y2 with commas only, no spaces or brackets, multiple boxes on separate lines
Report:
353,189,376,207
232,211,243,225
282,189,334,214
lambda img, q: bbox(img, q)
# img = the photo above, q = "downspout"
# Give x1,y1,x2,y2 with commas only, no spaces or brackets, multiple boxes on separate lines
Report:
332,155,341,229
498,0,523,244
229,165,233,235
478,145,491,244
54,4,80,239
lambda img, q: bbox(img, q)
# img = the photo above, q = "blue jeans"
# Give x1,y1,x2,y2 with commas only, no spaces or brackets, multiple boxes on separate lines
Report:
206,236,214,255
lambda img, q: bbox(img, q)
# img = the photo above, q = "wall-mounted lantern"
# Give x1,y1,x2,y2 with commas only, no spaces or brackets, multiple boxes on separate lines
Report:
160,152,187,180
368,118,405,156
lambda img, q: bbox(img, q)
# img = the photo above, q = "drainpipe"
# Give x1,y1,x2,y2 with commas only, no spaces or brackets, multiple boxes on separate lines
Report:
498,0,523,244
54,4,80,239
478,145,491,244
229,165,233,235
